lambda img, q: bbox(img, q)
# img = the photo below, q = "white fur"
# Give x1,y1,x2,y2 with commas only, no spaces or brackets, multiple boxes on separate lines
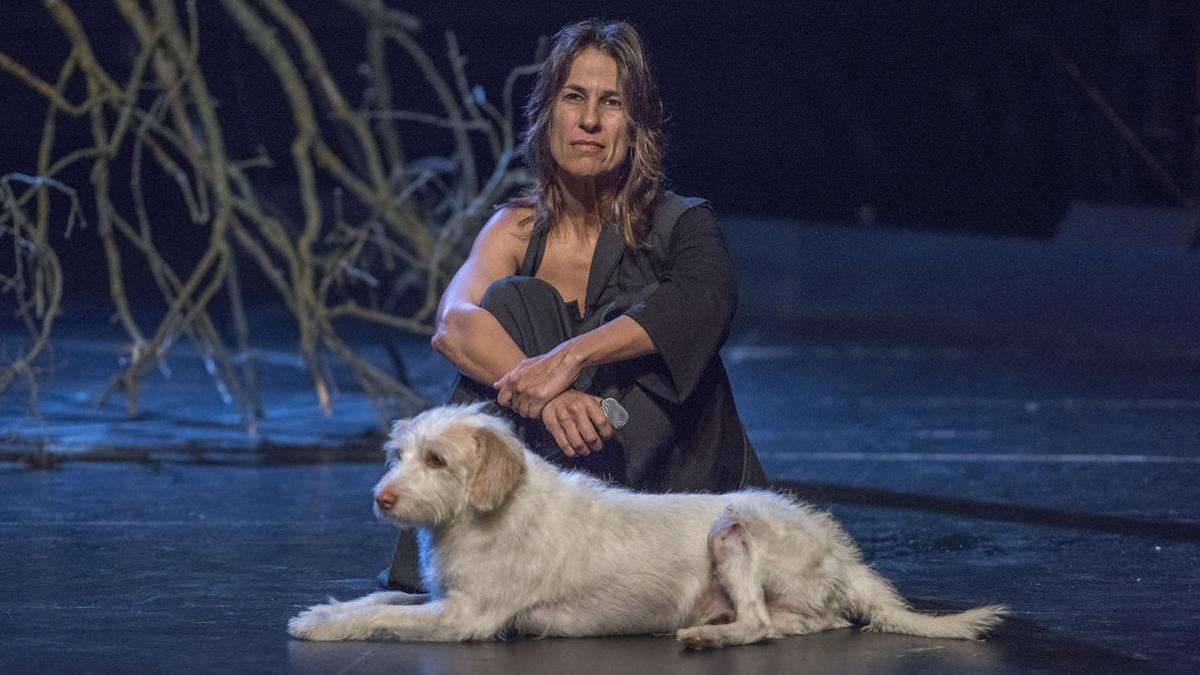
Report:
288,404,1007,648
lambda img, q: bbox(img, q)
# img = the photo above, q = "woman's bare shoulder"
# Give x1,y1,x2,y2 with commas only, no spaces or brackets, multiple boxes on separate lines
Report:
468,205,536,269
485,205,535,236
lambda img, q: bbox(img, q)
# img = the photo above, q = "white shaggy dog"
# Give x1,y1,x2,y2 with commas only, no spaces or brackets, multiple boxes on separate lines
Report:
288,404,1006,647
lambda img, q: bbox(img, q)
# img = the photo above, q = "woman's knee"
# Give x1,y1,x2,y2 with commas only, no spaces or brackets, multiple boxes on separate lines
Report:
478,275,575,357
479,275,561,313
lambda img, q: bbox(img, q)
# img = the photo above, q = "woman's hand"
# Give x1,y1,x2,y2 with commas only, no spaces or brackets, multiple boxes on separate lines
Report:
541,389,614,457
494,344,581,419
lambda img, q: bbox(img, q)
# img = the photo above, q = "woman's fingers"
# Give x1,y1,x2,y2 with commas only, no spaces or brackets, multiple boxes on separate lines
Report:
495,349,581,416
556,405,589,456
543,410,574,457
541,390,610,456
508,382,554,419
564,396,611,452
584,398,615,439
568,402,603,451
494,375,512,407
521,396,547,420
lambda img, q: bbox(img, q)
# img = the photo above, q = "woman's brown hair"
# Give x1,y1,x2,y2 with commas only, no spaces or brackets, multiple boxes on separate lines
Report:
506,19,665,249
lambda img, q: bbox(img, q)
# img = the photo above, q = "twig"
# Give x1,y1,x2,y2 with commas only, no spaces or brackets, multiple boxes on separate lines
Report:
2,0,536,434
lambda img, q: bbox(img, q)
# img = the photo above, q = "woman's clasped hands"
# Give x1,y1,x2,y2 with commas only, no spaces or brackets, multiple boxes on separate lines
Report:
493,344,614,457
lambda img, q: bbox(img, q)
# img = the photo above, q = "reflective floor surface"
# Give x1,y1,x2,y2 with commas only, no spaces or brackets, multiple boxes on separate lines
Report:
3,335,1198,673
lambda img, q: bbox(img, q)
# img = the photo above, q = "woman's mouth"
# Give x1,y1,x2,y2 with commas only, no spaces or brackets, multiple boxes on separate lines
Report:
570,141,605,152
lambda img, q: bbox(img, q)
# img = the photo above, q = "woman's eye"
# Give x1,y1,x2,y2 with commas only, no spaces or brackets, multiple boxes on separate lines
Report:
603,98,622,108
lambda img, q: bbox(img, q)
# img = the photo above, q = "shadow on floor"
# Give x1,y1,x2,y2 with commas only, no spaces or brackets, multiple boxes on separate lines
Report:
779,480,1200,542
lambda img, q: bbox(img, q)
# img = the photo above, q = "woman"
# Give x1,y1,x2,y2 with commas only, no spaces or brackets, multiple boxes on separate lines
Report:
381,18,766,591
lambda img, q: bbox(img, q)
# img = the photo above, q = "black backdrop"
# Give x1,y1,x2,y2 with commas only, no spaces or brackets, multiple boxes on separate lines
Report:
1,0,1194,239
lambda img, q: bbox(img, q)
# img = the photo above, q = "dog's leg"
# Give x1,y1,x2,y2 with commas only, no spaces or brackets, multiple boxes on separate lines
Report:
306,590,430,615
677,515,772,649
288,598,502,642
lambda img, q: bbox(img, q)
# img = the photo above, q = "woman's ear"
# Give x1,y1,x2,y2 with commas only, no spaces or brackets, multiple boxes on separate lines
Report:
467,426,526,512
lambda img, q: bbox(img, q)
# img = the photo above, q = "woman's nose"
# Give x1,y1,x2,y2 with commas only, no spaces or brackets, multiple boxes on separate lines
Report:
579,103,601,131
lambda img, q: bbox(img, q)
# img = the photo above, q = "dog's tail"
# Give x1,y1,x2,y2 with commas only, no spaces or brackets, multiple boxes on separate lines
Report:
846,564,1007,640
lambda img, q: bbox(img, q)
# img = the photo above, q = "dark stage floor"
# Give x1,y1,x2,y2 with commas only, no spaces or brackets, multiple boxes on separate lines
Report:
3,333,1199,673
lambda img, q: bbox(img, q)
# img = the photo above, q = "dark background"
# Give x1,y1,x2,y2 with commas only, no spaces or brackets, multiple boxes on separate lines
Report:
0,1,1195,258
3,9,1200,672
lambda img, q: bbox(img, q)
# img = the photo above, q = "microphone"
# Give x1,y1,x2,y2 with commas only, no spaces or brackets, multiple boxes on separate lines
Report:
600,397,629,430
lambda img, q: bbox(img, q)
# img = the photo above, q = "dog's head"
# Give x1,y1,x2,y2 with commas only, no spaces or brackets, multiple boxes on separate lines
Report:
373,403,527,527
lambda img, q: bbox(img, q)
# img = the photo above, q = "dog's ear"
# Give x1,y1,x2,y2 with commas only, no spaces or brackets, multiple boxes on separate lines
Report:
467,426,526,512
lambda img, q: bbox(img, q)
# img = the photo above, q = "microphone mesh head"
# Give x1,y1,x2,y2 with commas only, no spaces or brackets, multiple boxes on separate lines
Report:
600,397,629,430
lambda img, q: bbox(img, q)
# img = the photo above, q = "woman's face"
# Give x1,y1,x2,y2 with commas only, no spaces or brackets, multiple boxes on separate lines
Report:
549,47,632,184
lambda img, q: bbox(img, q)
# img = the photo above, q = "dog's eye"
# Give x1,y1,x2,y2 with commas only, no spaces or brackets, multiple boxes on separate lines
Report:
424,452,447,470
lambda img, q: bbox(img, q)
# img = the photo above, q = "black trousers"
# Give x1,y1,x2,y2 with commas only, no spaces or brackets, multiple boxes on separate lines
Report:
381,276,627,591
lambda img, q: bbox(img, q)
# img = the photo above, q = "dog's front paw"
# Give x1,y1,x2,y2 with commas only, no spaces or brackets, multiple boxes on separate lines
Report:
288,605,349,641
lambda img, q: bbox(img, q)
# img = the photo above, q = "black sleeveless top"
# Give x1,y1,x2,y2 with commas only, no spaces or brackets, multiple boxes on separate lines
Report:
506,192,767,492
517,226,587,327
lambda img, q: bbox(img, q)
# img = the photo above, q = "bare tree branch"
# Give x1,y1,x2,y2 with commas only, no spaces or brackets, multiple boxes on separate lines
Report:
1,1,538,434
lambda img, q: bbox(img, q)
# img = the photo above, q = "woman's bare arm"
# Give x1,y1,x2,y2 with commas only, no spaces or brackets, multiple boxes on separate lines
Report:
559,314,656,366
430,208,530,384
494,315,655,418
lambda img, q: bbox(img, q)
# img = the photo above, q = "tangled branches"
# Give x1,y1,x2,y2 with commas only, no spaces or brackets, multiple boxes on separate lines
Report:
0,0,538,429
